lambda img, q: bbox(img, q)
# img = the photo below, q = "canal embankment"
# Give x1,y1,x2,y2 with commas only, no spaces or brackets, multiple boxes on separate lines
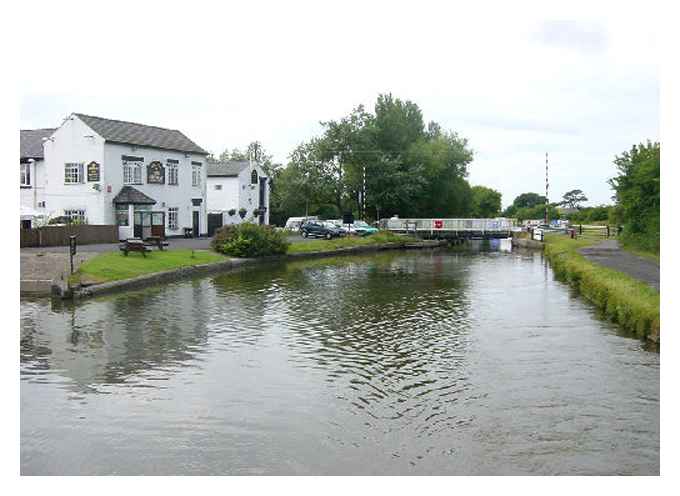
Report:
543,234,660,344
511,232,544,250
61,238,448,300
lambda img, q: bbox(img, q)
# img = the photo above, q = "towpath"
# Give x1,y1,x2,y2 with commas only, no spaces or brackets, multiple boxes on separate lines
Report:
579,239,659,292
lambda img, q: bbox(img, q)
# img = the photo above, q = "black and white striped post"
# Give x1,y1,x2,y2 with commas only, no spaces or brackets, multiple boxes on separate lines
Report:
544,152,549,226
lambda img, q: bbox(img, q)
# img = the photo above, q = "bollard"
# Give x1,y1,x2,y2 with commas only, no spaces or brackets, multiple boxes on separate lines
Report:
579,224,583,235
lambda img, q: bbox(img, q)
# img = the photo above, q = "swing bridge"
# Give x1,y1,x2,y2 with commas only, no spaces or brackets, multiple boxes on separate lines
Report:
379,217,517,239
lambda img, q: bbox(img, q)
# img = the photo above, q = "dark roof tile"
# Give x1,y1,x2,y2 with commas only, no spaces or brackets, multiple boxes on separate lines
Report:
75,113,208,155
20,129,56,160
207,159,250,177
112,186,157,205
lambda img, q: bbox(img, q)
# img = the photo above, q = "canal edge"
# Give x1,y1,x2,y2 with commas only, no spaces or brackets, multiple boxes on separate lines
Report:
63,240,449,301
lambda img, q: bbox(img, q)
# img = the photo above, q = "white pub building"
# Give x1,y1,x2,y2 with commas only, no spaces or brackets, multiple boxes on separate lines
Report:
20,113,209,239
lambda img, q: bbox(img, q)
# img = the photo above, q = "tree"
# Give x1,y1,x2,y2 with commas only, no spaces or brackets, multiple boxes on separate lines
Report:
470,186,502,218
560,189,588,210
269,93,475,224
503,192,546,217
608,141,660,252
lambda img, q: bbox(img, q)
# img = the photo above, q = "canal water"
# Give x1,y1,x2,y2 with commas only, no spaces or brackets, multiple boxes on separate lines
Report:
20,244,659,475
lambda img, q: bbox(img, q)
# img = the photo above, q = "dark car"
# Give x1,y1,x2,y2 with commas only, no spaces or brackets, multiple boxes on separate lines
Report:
301,221,344,239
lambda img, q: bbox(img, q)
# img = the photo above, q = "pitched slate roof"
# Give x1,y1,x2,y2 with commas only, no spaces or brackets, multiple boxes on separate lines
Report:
75,113,209,155
112,186,157,205
207,159,250,177
20,128,56,160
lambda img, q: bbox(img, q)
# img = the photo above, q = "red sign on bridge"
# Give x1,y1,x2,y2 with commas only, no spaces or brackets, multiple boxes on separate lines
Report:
434,220,443,229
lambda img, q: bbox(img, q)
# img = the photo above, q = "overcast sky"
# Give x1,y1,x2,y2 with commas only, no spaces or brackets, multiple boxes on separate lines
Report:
18,2,658,208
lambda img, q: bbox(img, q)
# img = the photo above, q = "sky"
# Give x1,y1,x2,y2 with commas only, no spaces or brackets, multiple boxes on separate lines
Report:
16,2,658,209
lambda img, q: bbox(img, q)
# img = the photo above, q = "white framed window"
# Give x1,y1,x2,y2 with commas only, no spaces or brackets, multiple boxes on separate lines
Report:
192,161,201,187
64,163,84,184
115,205,129,226
20,163,31,186
214,184,222,190
167,160,179,185
64,209,86,224
168,207,179,231
123,157,143,185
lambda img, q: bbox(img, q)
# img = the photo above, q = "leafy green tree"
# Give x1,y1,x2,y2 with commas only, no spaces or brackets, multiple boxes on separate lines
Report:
269,93,474,224
503,192,547,217
560,189,588,210
608,141,660,252
470,186,502,218
513,204,559,222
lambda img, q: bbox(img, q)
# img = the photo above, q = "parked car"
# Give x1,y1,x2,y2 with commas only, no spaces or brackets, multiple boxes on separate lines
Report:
301,220,344,239
352,220,379,236
285,216,318,232
326,219,356,235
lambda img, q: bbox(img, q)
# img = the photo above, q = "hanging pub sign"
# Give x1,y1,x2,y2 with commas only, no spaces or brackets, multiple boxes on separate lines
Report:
147,161,165,184
87,161,100,182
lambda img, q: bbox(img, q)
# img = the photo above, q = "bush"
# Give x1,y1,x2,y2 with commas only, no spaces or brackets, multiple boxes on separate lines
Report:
211,223,289,258
238,208,247,219
228,209,236,216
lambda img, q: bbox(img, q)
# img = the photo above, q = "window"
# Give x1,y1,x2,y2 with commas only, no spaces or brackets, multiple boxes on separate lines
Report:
20,163,31,186
251,169,259,184
214,184,222,190
192,162,201,187
64,209,86,224
168,207,179,231
115,206,129,226
123,157,143,185
64,163,84,184
167,160,179,185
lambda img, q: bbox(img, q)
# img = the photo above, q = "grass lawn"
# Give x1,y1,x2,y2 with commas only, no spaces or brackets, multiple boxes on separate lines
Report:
71,249,227,284
544,234,660,342
288,231,418,254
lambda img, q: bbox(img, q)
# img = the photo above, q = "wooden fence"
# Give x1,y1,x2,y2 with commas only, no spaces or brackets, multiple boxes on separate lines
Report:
20,225,119,248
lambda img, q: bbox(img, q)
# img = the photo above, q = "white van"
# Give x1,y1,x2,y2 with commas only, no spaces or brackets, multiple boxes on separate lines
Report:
284,216,318,232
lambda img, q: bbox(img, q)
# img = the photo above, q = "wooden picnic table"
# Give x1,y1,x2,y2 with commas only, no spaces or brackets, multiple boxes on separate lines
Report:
144,236,169,251
119,238,151,257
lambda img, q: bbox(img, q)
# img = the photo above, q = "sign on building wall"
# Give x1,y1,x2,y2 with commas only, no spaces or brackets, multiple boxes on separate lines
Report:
87,161,100,182
147,161,165,184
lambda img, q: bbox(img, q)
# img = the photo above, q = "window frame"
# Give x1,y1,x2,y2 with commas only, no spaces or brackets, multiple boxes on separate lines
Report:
64,163,83,184
64,209,86,224
191,161,202,187
168,207,179,231
20,163,31,187
167,160,179,186
123,158,144,185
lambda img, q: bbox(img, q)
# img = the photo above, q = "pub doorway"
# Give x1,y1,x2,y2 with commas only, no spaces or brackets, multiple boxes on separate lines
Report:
133,211,166,239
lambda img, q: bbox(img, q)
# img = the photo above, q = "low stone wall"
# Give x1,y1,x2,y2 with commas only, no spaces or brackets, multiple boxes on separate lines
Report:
511,236,544,250
67,240,448,300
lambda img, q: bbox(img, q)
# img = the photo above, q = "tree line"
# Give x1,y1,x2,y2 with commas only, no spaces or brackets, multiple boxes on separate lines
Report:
213,96,659,251
216,94,502,225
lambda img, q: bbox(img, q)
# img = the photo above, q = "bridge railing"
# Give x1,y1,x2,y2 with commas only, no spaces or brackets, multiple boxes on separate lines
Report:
381,218,516,232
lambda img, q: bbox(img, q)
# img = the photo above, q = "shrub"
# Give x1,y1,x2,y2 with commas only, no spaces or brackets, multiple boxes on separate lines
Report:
228,209,236,216
211,223,289,258
238,208,247,219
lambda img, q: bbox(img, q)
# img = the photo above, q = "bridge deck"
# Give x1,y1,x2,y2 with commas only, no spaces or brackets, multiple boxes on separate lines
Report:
380,218,517,238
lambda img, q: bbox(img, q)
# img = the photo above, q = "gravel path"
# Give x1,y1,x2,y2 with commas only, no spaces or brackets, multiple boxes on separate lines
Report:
579,239,659,292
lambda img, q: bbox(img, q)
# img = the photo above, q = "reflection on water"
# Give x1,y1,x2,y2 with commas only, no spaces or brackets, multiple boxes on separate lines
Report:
20,247,659,475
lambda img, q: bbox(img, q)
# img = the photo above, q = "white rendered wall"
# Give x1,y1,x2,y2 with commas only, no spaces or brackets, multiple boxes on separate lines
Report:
41,114,208,236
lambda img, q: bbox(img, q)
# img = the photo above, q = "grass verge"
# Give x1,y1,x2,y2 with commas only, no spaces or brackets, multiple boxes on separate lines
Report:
544,234,660,343
70,249,227,285
288,231,418,254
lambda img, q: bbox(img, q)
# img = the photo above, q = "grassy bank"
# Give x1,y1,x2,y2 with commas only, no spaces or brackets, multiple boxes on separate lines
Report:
288,231,418,254
544,234,660,343
70,249,227,285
